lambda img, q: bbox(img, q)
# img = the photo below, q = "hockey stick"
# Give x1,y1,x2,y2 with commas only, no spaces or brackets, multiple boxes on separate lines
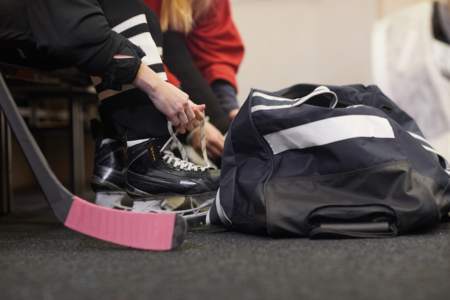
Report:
0,73,186,251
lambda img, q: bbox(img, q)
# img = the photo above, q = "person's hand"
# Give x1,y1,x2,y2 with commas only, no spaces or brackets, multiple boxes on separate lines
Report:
190,122,225,159
229,108,239,120
133,63,204,133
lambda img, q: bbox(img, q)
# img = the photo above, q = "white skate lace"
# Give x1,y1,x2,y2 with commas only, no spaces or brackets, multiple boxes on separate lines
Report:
160,119,211,172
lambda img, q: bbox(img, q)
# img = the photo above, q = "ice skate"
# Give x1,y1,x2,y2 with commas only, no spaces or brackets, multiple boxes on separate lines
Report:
92,121,219,224
90,120,127,193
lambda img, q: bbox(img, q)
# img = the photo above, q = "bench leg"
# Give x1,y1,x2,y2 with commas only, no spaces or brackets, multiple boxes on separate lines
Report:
0,112,12,215
70,99,86,196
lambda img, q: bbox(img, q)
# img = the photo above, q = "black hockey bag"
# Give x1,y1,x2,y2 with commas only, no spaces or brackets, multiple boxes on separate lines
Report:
208,84,450,238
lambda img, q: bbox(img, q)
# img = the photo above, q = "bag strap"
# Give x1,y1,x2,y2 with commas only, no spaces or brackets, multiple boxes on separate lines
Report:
251,86,338,113
292,86,339,109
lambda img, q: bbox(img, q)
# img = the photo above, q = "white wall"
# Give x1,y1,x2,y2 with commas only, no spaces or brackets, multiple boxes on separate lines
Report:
231,0,378,99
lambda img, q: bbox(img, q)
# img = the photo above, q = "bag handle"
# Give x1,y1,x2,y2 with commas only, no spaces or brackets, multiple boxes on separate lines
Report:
309,222,398,239
251,86,339,113
292,86,339,109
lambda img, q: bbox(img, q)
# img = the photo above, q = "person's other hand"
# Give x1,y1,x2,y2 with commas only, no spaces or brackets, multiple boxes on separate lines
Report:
190,122,225,159
229,108,239,120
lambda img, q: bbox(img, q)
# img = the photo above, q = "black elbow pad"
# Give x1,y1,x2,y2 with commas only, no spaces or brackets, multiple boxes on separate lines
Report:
99,37,146,91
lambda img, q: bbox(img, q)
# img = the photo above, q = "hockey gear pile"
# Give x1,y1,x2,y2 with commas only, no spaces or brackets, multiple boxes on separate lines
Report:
208,84,450,238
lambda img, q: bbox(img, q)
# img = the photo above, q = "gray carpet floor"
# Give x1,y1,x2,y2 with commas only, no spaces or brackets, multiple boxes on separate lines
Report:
1,192,449,300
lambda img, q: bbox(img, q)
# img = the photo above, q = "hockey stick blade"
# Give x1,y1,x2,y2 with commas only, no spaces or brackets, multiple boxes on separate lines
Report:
0,73,186,251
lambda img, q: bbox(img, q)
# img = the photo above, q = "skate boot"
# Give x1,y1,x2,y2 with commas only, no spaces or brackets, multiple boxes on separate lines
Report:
93,120,219,225
119,136,218,225
116,121,219,225
90,120,128,208
91,138,127,193
126,136,220,199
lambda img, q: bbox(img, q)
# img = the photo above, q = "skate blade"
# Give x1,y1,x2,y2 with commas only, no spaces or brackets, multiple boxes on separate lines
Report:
163,195,187,210
95,192,128,208
114,193,215,229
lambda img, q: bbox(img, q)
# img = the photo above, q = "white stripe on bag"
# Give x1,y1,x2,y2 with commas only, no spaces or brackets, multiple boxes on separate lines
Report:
112,14,147,34
252,92,291,102
215,189,232,225
422,145,440,155
408,131,431,145
263,115,395,155
252,86,338,113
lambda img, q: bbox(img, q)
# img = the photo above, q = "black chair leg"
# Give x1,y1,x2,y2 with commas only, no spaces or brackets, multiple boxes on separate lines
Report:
70,98,85,196
0,111,12,215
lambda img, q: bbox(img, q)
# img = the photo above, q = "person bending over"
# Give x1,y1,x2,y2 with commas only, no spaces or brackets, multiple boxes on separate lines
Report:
0,0,220,200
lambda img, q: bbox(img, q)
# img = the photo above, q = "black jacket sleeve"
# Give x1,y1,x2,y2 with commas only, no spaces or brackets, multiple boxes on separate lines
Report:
26,0,144,89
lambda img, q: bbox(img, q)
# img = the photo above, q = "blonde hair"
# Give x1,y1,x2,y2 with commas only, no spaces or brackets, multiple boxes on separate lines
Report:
160,0,214,33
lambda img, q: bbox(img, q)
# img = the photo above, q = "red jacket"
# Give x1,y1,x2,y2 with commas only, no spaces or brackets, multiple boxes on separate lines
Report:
144,0,244,90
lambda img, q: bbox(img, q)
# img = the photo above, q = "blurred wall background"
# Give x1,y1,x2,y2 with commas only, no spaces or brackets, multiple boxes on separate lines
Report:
230,0,435,99
379,0,432,15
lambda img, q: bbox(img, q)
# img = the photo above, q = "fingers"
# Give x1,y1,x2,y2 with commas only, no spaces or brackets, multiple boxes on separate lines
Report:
207,143,223,159
228,109,239,120
193,103,206,112
194,109,205,122
206,132,225,159
184,102,197,131
210,136,225,152
177,111,189,134
146,79,207,133
190,102,205,120
176,102,201,134
169,113,180,127
185,102,196,121
188,124,224,159
207,140,224,158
